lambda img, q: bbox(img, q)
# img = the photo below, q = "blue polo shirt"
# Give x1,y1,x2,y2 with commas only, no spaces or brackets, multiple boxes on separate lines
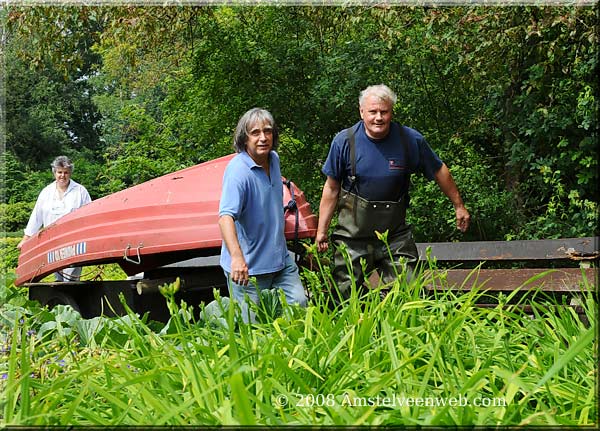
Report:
322,121,443,202
219,151,287,275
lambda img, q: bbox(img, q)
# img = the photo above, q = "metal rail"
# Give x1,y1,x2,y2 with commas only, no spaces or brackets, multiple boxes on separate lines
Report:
414,237,599,295
423,268,597,292
417,237,598,261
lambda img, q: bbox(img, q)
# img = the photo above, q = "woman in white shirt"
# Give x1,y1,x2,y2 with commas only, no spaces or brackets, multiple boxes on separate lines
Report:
18,156,92,281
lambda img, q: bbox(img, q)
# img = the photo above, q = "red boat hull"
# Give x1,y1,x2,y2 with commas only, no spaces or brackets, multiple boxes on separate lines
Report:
16,154,317,285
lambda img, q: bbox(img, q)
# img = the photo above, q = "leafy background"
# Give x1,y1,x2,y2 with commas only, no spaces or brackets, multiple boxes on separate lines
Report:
0,6,597,426
2,5,598,242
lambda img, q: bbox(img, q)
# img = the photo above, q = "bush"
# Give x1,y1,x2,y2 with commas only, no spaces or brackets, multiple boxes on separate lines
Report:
0,202,34,233
0,151,51,204
0,236,21,273
408,143,518,242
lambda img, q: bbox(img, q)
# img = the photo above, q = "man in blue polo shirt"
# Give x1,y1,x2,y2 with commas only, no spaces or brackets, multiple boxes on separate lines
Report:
316,84,471,305
219,108,307,322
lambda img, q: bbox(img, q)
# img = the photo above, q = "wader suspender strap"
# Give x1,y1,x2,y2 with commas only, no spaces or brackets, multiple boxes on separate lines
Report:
348,126,357,193
346,123,411,205
346,126,358,223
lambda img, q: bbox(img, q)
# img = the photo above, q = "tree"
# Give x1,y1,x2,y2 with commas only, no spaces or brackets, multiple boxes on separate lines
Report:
5,5,596,239
4,6,105,200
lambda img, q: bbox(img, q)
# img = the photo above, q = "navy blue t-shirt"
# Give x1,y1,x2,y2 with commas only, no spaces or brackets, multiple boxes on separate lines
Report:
322,121,443,202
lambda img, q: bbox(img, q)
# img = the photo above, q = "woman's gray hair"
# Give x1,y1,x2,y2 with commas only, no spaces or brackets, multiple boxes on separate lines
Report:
359,84,397,107
51,156,74,174
233,108,279,153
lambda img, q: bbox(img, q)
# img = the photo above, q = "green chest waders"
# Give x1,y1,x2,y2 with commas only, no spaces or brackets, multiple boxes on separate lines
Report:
333,126,409,240
330,126,419,303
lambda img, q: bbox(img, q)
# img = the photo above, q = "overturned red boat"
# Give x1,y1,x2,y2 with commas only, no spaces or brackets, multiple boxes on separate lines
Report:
15,154,318,285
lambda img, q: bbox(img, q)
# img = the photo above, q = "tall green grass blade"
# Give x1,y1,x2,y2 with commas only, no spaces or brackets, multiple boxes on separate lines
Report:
535,326,595,390
3,315,21,424
229,372,256,425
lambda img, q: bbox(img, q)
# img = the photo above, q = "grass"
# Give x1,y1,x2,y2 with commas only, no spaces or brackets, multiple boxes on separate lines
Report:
0,242,597,426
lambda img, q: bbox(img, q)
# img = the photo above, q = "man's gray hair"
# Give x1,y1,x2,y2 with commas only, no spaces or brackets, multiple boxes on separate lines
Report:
233,108,279,153
359,84,397,107
51,156,74,174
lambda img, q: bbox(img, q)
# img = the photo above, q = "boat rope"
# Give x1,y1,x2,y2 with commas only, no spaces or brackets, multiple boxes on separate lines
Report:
283,179,300,264
29,263,45,283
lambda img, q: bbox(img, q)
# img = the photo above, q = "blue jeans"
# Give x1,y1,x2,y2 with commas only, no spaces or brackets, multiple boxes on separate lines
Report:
225,253,307,323
55,266,82,282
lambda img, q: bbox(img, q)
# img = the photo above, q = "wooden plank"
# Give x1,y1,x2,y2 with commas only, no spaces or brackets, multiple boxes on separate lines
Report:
423,267,597,292
417,237,599,262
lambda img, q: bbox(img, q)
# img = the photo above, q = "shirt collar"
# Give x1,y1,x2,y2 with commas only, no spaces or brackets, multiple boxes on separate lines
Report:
55,179,78,194
240,150,271,170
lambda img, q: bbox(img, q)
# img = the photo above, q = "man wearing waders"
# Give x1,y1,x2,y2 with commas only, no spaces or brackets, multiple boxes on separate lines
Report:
316,84,471,305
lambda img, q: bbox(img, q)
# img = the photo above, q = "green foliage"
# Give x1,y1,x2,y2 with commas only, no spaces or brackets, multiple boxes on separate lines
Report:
409,140,519,242
0,260,596,426
5,7,105,206
430,6,598,238
0,149,101,208
5,53,69,166
0,152,51,205
250,287,284,324
97,101,192,192
1,236,597,425
5,5,598,239
0,202,34,234
506,163,599,239
0,237,21,274
387,6,598,240
6,7,104,168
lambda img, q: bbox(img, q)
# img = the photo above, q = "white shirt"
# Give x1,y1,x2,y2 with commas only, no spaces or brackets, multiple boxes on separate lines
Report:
24,179,92,236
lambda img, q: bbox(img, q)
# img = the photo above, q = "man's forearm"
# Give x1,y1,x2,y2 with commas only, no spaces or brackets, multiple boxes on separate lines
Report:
218,215,243,258
434,163,470,232
434,163,465,209
317,178,340,234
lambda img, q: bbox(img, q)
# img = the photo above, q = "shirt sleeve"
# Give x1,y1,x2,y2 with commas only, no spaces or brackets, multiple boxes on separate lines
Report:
219,169,245,220
80,185,92,205
23,189,47,236
417,137,443,181
322,131,346,181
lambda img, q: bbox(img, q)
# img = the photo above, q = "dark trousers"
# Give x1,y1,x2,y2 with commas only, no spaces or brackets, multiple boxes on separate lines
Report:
330,224,419,304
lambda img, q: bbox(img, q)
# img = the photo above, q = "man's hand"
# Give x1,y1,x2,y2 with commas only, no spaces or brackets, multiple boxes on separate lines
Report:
230,255,249,286
434,164,470,233
316,230,329,253
316,176,340,254
218,215,250,285
456,206,471,233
